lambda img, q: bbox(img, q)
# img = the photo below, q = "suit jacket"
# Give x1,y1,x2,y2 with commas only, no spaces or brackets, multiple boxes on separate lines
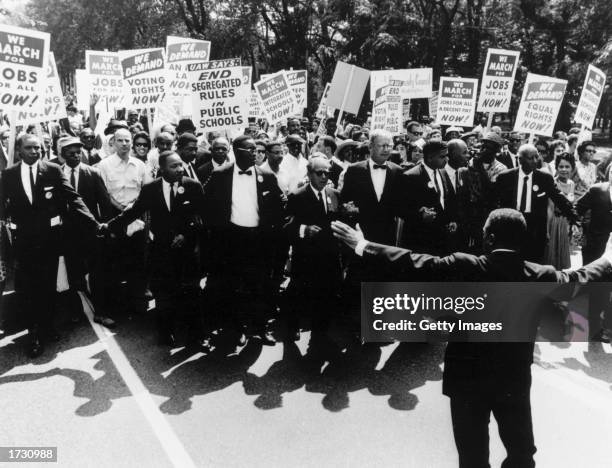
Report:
402,163,458,254
284,184,341,285
0,160,97,253
576,182,612,262
0,144,8,171
360,241,612,396
329,160,344,188
81,148,102,166
196,161,215,186
340,160,404,246
497,150,517,170
69,164,113,222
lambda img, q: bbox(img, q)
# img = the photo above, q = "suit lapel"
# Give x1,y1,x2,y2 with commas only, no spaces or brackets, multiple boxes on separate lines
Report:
254,165,264,212
363,162,379,204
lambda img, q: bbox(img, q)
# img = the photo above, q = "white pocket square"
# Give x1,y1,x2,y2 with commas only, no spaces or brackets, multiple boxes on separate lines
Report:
536,192,546,198
262,191,270,196
44,186,53,191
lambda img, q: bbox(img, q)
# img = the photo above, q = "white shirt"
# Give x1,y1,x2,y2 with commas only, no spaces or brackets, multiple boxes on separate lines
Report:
332,155,349,170
299,185,329,238
516,168,533,213
278,153,308,193
64,164,80,191
368,158,387,202
162,179,177,211
97,153,147,207
423,162,445,209
20,160,39,204
231,164,259,227
445,164,458,192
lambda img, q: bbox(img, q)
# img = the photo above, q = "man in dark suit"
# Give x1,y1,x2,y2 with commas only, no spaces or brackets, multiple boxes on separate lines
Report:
203,135,285,348
402,140,457,255
495,144,577,262
0,134,101,357
108,151,206,346
444,139,470,251
332,209,612,468
79,128,101,166
498,131,524,169
0,127,9,170
176,133,205,180
60,136,115,328
196,137,229,186
284,156,342,341
576,181,612,342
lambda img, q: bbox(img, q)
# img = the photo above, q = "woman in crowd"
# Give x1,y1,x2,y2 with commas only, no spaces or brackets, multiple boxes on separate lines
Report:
132,131,151,164
254,139,267,166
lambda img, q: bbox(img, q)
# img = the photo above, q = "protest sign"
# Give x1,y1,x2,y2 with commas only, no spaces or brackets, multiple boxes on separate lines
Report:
370,68,432,100
118,48,166,107
85,50,126,109
248,90,264,119
326,62,370,115
75,69,90,111
429,91,438,120
477,48,520,113
371,82,402,134
0,25,50,115
286,70,307,110
514,72,567,137
188,58,248,132
436,77,478,126
574,64,606,129
165,36,211,95
16,52,66,124
254,71,298,125
315,82,332,119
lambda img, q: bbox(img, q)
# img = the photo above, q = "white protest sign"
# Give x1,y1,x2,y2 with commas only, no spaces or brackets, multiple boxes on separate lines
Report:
118,48,166,107
370,68,432,100
326,62,370,115
85,50,126,109
188,58,248,132
436,77,478,126
315,82,332,119
477,48,520,113
75,69,90,111
165,36,211,96
429,91,438,120
16,52,66,124
248,90,264,119
254,70,298,125
0,25,50,114
514,73,567,137
286,70,307,110
371,82,402,134
574,64,606,129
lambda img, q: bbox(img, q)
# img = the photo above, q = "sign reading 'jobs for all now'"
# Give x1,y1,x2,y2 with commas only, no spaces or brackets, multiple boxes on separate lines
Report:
436,77,478,126
574,64,606,129
85,50,126,109
513,73,567,137
477,48,520,113
0,24,50,114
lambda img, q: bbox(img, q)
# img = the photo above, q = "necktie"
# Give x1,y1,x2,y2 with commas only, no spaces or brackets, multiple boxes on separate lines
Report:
318,191,326,214
187,164,195,179
373,164,387,170
239,170,252,176
454,171,459,191
169,183,175,211
433,170,441,194
519,175,529,212
70,168,76,189
29,165,36,202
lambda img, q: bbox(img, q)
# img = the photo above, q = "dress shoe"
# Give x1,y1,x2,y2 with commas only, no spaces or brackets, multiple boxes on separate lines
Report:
94,315,116,329
238,333,247,347
592,329,612,343
28,338,43,358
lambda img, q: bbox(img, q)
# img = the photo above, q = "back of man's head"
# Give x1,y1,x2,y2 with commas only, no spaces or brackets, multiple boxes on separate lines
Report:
483,208,527,252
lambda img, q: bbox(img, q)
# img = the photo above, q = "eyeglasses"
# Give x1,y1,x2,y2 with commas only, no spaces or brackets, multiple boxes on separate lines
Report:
134,142,149,147
313,170,330,177
256,149,266,154
409,131,423,136
237,147,256,153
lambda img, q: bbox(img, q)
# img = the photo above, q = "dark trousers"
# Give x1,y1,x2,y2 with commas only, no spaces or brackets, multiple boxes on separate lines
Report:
583,244,612,334
449,387,536,468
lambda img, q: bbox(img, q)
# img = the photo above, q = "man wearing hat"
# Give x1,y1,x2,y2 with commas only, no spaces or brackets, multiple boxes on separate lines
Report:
279,134,308,193
445,126,463,141
176,118,197,136
331,139,359,188
475,131,507,183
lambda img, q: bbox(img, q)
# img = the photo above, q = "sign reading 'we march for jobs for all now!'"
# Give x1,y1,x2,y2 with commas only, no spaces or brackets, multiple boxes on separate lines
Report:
85,50,126,109
477,48,520,113
436,77,478,126
514,73,567,137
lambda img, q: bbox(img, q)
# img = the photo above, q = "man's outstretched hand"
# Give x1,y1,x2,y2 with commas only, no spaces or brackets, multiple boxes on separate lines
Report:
331,221,364,250
603,232,612,265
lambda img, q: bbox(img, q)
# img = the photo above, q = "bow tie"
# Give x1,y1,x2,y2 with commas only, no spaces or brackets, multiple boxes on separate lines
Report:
238,170,252,176
373,164,387,170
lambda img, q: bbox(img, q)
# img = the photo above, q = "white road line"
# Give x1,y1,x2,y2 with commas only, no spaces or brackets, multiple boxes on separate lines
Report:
79,293,197,468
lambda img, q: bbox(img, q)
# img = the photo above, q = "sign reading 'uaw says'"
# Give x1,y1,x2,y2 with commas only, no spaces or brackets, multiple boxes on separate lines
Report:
118,48,165,107
254,71,298,125
188,58,248,132
477,48,520,113
436,77,478,126
85,50,126,109
574,64,606,129
514,73,567,137
0,24,50,114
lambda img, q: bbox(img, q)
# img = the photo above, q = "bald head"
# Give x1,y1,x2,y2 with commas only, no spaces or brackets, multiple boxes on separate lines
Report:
307,156,331,191
447,139,468,169
518,144,539,174
155,132,174,152
113,129,132,158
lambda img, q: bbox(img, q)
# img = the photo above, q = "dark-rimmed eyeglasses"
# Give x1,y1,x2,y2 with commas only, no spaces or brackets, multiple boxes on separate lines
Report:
313,170,330,177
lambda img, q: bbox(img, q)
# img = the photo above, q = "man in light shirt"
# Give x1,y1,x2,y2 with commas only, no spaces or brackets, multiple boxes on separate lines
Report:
278,134,308,193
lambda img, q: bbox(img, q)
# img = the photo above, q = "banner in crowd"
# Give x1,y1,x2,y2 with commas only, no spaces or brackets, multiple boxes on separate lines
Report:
327,62,370,115
370,68,432,100
371,81,402,134
118,48,166,107
254,70,298,125
85,50,126,110
402,99,411,124
315,82,332,119
165,36,211,94
514,72,567,137
429,91,438,120
74,69,90,111
248,90,264,119
188,58,248,132
16,52,66,124
436,77,478,126
0,25,50,115
286,70,307,110
574,64,606,129
477,48,520,113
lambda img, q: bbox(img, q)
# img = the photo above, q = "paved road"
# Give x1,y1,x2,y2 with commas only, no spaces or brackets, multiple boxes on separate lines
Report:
1,286,612,468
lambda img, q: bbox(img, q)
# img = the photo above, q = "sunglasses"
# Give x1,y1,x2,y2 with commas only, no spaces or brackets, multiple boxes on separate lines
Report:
313,170,330,177
134,142,149,147
237,147,256,153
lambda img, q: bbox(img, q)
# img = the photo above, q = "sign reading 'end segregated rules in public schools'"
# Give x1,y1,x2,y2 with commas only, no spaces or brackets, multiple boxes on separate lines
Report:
254,71,298,125
436,77,478,126
477,48,520,113
513,73,567,137
188,58,248,133
0,24,50,115
574,64,606,129
118,48,166,107
85,50,126,109
371,81,403,135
